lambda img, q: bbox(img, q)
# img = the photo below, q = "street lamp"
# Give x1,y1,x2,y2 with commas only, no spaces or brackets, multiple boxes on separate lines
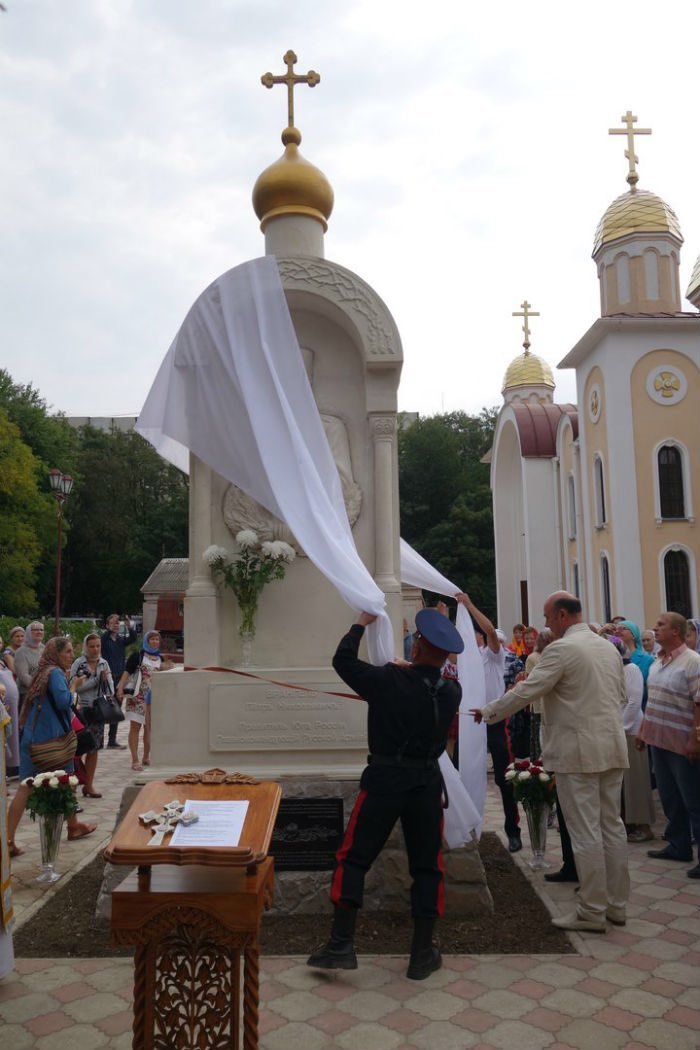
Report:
49,468,74,636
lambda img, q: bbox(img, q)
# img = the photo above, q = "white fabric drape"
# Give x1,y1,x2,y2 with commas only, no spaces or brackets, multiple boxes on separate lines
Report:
136,256,394,664
137,255,482,844
400,540,487,836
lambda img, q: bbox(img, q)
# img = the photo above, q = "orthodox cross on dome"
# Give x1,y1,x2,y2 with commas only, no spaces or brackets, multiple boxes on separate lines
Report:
261,50,320,130
609,110,651,189
512,300,539,353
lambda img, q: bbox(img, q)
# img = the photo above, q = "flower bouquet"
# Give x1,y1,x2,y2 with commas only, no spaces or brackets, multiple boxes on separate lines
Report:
505,759,556,870
204,531,296,642
23,770,79,884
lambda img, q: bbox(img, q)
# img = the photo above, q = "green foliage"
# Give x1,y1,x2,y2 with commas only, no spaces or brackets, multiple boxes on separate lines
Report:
0,410,56,612
63,427,189,615
399,409,498,618
205,535,296,636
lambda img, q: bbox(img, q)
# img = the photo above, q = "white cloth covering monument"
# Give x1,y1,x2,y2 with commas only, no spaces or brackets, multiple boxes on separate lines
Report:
137,54,485,842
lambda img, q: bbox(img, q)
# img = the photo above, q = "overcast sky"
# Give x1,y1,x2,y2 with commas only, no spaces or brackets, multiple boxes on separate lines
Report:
3,0,700,424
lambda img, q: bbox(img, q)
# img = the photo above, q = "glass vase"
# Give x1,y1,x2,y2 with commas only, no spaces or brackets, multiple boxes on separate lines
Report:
240,630,255,668
36,812,64,884
524,802,550,870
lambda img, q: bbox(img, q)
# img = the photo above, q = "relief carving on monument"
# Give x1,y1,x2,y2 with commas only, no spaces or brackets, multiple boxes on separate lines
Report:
222,413,362,557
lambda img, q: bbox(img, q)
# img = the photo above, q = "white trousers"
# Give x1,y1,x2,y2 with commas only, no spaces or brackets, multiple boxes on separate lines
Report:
556,769,630,921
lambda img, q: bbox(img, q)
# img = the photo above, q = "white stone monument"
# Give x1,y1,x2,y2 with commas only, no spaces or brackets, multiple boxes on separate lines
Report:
151,51,403,777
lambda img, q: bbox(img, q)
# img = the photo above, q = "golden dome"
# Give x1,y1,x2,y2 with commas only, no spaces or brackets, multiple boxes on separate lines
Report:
686,254,700,304
252,127,334,232
502,351,555,393
593,188,682,255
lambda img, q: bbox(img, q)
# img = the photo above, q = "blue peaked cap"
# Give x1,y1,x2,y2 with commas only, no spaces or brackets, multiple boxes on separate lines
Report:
415,608,464,654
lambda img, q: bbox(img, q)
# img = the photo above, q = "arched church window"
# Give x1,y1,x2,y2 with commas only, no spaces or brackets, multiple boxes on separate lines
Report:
601,555,612,623
658,445,685,519
594,456,606,527
664,549,692,618
567,475,576,540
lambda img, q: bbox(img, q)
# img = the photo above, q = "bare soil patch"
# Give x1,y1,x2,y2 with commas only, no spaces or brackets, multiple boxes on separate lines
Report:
14,832,573,957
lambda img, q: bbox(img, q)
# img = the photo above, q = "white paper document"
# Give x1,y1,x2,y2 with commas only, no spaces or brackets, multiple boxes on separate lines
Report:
169,799,249,848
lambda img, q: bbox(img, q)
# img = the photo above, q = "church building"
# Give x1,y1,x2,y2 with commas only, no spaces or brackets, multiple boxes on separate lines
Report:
490,113,700,631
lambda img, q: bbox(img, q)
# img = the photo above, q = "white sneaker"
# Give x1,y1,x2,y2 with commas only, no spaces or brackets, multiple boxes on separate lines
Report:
552,912,606,933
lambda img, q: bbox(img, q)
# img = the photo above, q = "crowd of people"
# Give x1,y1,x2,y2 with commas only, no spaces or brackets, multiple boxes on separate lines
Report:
1,616,172,859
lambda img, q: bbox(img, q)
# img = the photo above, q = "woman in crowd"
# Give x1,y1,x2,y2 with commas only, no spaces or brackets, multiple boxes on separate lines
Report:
610,635,656,842
1,626,24,676
686,618,700,654
70,633,114,799
617,620,655,708
0,686,15,979
0,642,20,780
7,637,97,855
508,623,527,657
13,622,45,711
120,630,172,772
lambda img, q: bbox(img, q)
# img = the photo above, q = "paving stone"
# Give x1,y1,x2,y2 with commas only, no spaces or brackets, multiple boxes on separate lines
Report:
522,1007,571,1033
263,1020,333,1050
592,1005,643,1031
341,989,410,1021
0,991,60,1023
25,1010,75,1036
309,1007,358,1035
527,962,589,988
374,1007,427,1035
336,1021,404,1049
654,960,700,986
588,961,647,988
541,987,606,1018
609,987,671,1018
473,989,540,1020
556,1018,628,1049
267,989,329,1022
632,1018,700,1050
63,992,132,1024
466,1018,555,1049
34,1023,109,1050
2,1024,38,1049
396,988,465,1022
406,1019,478,1048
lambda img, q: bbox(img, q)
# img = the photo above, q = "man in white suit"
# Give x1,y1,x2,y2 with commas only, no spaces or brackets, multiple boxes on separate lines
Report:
471,592,629,932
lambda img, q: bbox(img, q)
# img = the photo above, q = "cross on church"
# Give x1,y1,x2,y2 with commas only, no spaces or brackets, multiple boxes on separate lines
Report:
609,110,651,188
261,50,320,129
512,300,539,352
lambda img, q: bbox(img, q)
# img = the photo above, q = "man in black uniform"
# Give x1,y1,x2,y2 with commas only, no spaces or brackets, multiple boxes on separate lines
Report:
307,607,463,980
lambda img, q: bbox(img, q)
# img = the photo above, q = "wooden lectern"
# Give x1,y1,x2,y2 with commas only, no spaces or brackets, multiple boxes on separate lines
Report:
105,780,282,1050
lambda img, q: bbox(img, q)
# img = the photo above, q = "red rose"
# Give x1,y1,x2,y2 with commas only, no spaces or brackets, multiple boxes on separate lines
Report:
59,775,70,784
514,760,529,771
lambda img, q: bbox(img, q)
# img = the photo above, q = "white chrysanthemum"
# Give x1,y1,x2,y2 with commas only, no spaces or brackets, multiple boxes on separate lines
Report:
203,544,229,565
21,777,34,786
538,772,550,782
276,542,296,563
235,529,258,548
48,776,60,788
506,763,515,771
33,772,48,785
504,770,516,781
69,775,79,787
260,541,276,558
54,770,66,777
518,770,531,781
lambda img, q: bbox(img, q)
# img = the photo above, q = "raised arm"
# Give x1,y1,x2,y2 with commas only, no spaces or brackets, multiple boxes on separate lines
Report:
455,593,500,653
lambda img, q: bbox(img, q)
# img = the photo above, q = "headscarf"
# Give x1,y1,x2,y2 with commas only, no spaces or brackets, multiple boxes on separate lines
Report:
9,626,24,647
23,621,45,649
82,631,101,655
19,638,69,728
687,618,700,654
143,631,161,656
618,619,654,705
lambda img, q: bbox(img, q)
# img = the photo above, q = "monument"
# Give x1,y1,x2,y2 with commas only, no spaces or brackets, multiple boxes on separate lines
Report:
149,51,404,778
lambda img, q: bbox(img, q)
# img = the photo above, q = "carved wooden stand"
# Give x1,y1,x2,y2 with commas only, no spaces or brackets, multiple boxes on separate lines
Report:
112,861,273,1050
106,780,281,1050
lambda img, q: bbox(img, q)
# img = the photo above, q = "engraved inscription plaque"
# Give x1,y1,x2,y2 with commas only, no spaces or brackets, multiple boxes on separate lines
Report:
271,798,344,871
209,679,367,752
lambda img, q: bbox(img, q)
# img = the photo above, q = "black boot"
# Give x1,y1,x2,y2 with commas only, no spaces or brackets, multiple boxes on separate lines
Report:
406,917,442,980
307,905,358,970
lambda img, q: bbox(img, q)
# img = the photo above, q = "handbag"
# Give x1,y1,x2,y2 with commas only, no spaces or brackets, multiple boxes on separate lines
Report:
93,681,125,725
28,693,77,772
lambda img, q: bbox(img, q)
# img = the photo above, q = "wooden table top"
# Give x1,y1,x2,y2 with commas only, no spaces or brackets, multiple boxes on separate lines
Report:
104,779,282,869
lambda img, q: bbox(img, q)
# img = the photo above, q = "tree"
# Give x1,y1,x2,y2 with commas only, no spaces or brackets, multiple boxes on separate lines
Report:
0,410,55,612
399,409,498,618
63,427,188,614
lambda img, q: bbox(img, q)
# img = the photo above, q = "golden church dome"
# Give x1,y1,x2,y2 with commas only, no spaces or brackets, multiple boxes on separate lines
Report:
686,254,700,305
593,188,682,255
252,127,334,232
502,351,555,392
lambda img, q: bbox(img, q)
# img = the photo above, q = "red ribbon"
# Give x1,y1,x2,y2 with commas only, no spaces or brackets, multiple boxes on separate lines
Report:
183,663,360,701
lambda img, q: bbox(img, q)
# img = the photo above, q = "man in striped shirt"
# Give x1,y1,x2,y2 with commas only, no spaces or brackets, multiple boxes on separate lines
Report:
638,612,700,879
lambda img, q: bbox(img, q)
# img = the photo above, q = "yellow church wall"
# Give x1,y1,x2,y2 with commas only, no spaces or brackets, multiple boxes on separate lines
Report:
630,348,700,619
583,366,616,619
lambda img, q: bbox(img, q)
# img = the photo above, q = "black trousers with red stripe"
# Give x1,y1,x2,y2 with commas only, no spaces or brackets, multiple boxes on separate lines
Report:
331,775,445,919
